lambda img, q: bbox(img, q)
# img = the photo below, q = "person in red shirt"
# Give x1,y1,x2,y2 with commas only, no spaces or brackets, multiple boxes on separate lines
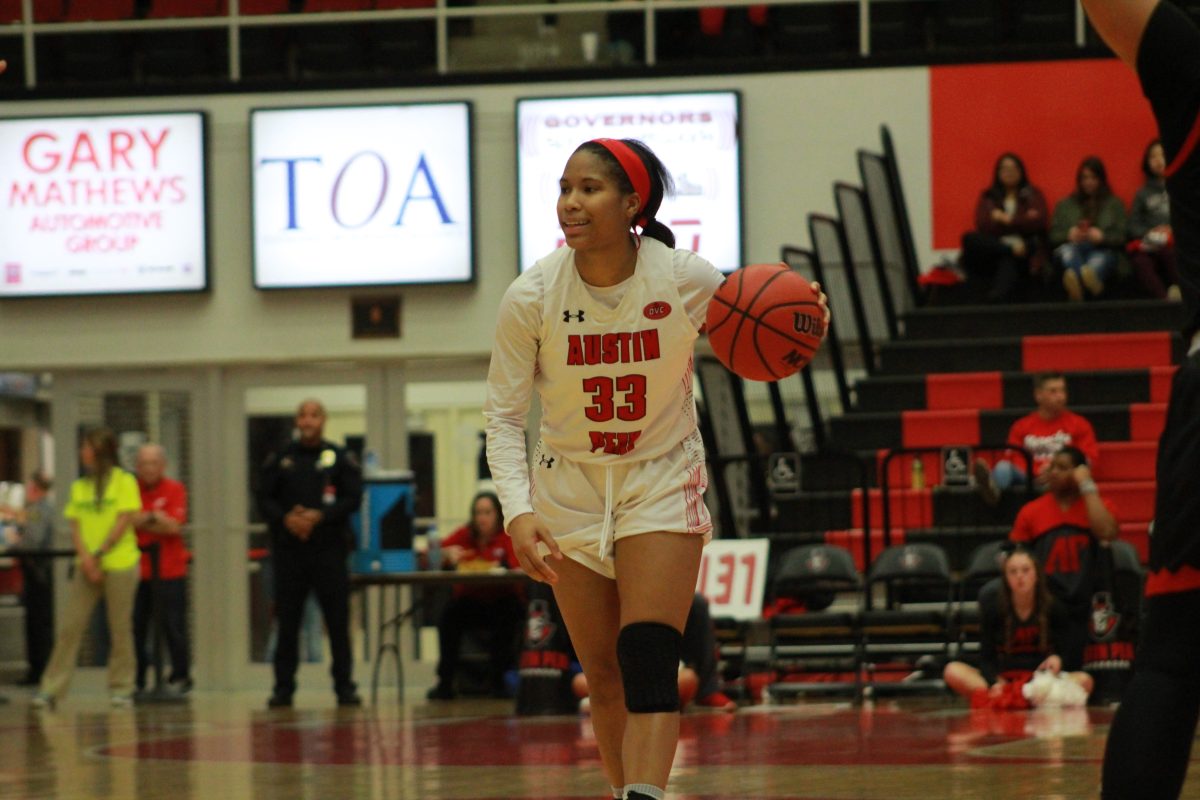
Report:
975,372,1100,505
132,443,191,695
1008,446,1118,669
426,491,525,701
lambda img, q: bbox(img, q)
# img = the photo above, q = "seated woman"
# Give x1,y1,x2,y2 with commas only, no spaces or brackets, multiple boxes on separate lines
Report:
960,152,1049,303
1050,156,1128,301
1128,138,1181,300
943,545,1093,705
426,491,525,700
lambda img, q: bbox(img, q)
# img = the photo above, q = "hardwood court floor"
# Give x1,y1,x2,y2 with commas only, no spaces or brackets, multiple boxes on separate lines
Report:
0,688,1196,799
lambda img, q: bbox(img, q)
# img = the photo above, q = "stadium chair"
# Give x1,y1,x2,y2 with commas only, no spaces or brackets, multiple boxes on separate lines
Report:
766,544,863,700
858,542,953,697
62,0,136,21
950,539,1006,657
146,0,225,17
0,1,22,23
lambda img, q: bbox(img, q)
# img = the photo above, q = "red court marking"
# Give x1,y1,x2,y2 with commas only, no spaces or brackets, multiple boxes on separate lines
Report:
901,408,980,448
1022,332,1173,372
925,372,1002,411
1150,365,1178,403
99,707,1115,768
1130,402,1169,442
930,59,1156,250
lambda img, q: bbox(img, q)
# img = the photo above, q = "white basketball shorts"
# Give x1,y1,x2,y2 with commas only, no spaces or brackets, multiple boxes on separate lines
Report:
530,429,712,579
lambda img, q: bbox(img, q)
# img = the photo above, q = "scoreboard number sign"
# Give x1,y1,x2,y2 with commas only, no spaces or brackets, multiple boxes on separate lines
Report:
695,538,770,620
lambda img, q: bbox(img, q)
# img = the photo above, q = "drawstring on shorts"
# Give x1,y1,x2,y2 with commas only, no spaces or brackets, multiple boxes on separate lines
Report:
598,465,614,561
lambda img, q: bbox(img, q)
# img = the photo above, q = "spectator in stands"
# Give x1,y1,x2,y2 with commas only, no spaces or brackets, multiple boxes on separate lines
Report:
132,444,191,695
1,472,55,686
943,544,1093,704
426,491,526,700
34,428,142,709
1050,156,1129,301
1006,446,1119,668
973,372,1100,504
1128,138,1182,301
960,153,1050,303
573,593,738,712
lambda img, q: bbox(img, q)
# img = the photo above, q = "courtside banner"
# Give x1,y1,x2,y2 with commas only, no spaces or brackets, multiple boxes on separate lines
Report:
516,91,742,273
0,111,208,297
251,102,474,289
695,537,770,620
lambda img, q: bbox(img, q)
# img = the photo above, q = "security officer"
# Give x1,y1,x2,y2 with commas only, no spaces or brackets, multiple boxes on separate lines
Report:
258,399,363,708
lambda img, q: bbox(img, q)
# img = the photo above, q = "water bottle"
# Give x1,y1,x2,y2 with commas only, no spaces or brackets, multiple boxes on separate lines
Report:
911,458,925,490
364,449,379,476
427,528,441,571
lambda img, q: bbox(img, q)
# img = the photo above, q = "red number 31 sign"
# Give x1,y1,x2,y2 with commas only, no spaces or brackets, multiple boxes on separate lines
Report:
695,539,770,620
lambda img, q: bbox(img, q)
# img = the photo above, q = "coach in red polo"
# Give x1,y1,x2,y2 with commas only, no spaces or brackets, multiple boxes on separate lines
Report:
133,443,191,695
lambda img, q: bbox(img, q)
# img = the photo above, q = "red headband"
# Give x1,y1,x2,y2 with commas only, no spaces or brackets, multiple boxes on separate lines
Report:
592,138,652,227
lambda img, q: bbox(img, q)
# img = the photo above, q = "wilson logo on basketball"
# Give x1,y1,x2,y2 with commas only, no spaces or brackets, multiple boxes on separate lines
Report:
793,313,825,337
643,301,671,320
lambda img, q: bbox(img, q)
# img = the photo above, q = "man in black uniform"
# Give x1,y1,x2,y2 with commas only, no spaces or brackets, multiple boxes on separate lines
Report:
1083,2,1200,797
258,399,363,708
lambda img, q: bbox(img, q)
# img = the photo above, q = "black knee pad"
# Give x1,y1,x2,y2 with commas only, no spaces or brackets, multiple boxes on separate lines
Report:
617,621,683,713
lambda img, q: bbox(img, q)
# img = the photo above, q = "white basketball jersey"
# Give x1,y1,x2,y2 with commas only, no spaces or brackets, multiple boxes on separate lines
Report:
535,238,700,464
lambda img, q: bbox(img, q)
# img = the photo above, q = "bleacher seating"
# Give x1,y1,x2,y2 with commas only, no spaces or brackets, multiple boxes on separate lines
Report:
147,0,226,16
62,0,136,21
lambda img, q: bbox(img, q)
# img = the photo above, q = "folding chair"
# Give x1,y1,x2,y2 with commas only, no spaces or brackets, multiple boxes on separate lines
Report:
766,544,863,700
951,539,1006,658
859,543,953,697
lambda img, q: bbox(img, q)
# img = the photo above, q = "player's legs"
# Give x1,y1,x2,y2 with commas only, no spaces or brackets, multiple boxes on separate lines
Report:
614,531,704,792
943,661,988,698
552,555,625,789
1102,591,1200,800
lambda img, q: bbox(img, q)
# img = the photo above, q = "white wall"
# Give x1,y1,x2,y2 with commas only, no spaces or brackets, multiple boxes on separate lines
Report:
0,67,931,372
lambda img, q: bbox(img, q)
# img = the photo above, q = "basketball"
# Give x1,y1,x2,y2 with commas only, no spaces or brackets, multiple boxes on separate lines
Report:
678,667,700,708
705,263,825,382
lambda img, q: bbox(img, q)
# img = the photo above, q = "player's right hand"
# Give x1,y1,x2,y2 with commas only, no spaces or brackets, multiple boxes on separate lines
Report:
508,512,561,584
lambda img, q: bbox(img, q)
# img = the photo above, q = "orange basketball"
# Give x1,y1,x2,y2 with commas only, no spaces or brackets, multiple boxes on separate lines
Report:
678,667,699,709
705,263,825,382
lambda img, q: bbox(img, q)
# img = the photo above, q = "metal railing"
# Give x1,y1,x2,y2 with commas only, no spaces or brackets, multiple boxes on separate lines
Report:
0,0,1092,89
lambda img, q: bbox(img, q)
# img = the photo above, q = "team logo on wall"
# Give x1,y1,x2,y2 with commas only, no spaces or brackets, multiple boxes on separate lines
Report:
525,599,557,648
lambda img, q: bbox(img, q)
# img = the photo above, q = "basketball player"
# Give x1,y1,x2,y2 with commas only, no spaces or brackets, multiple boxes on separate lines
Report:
1081,2,1200,798
485,138,826,800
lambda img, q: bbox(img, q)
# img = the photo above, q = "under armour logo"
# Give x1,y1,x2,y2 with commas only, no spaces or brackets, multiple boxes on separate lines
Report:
539,454,555,468
563,309,585,322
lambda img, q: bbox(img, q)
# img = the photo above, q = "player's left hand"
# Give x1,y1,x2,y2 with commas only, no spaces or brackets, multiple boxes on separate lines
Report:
810,281,831,336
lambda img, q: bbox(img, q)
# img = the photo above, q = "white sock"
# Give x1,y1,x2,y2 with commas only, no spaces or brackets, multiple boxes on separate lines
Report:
612,788,623,799
625,784,666,799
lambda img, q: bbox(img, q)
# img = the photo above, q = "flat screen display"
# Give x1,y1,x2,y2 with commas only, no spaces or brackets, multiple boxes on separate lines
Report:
0,111,208,297
251,102,474,289
516,91,742,272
